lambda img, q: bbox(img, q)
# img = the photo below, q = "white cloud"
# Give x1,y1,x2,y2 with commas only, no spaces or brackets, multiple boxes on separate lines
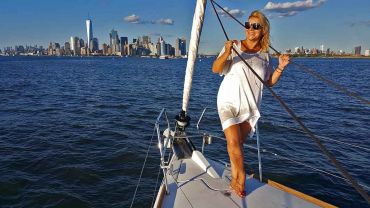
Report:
124,15,174,25
217,7,245,18
157,18,174,25
264,0,325,18
124,14,140,24
278,11,298,17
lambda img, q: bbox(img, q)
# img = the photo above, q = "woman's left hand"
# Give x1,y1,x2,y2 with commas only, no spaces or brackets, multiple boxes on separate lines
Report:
278,54,290,69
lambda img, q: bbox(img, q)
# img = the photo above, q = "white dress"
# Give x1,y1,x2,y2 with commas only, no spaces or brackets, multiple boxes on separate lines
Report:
217,41,273,136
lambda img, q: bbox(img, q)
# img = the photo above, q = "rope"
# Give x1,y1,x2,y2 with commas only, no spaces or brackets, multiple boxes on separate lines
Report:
267,151,370,191
177,178,229,191
211,0,370,105
209,0,370,204
208,133,370,191
264,121,370,152
129,126,156,208
176,175,244,207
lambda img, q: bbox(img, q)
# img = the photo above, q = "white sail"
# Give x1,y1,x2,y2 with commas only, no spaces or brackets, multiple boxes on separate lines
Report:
182,0,207,112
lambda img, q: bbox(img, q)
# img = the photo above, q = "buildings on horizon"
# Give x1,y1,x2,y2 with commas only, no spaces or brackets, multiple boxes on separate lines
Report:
2,17,369,57
3,41,370,57
282,45,369,57
0,16,188,58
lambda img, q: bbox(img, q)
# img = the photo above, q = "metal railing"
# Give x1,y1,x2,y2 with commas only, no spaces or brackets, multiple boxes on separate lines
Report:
154,108,173,195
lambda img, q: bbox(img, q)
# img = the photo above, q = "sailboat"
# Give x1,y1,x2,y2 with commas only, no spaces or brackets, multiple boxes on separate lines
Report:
146,0,369,207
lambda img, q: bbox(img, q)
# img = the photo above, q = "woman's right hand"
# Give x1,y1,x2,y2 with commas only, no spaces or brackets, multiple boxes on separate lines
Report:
212,40,234,73
224,40,233,56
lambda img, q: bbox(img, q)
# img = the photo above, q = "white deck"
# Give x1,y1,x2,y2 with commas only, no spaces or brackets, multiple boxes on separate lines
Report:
156,151,330,208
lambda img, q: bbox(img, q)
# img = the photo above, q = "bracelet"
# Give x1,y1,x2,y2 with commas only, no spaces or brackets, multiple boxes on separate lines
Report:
276,67,284,73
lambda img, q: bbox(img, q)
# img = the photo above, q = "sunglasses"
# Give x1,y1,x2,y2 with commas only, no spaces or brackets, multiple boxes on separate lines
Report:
245,22,263,30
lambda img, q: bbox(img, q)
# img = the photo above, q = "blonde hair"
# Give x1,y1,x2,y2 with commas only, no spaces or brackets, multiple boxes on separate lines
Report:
249,10,270,52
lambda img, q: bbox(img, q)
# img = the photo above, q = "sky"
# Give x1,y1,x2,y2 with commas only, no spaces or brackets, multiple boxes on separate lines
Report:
0,0,369,54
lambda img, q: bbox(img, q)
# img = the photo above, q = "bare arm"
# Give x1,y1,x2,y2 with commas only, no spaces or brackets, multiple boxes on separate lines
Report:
212,52,231,74
267,54,290,87
212,41,233,74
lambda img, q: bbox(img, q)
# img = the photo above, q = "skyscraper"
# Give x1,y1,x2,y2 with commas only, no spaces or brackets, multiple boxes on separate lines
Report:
156,42,161,56
90,38,99,52
79,38,84,48
120,37,128,55
64,42,71,56
179,38,186,56
86,18,93,50
120,37,128,46
70,36,80,55
109,29,120,54
142,36,150,45
70,36,75,51
354,46,361,56
159,37,165,56
175,37,187,56
102,43,109,55
174,38,180,56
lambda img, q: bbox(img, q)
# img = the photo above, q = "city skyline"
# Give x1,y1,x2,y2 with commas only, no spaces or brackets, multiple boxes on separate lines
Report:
1,18,188,57
1,14,189,57
0,0,369,54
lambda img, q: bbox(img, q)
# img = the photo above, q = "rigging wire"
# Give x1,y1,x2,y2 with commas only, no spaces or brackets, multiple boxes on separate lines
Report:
192,106,370,153
209,0,370,204
195,106,370,152
264,121,370,152
210,0,370,105
129,126,156,208
151,165,163,207
207,106,370,152
268,151,370,191
208,134,370,191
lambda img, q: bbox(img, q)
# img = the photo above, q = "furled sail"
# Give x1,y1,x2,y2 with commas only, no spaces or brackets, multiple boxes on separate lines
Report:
182,0,207,112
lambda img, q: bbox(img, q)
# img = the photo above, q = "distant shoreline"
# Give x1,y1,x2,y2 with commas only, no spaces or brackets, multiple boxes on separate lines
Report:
1,54,370,59
270,55,370,59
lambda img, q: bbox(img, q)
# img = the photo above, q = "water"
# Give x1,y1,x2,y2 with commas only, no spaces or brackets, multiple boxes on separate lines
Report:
0,56,369,207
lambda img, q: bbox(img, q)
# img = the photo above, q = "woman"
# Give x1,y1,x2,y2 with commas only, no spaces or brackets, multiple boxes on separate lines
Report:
212,10,290,197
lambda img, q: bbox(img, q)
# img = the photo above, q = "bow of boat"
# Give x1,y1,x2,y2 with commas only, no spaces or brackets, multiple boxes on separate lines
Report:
153,139,336,208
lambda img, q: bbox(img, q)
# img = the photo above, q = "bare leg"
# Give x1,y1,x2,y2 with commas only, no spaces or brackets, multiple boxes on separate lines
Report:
224,124,246,197
237,121,251,190
240,121,251,145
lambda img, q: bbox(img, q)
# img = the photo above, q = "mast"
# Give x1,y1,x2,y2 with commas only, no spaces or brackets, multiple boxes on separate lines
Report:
177,0,207,131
